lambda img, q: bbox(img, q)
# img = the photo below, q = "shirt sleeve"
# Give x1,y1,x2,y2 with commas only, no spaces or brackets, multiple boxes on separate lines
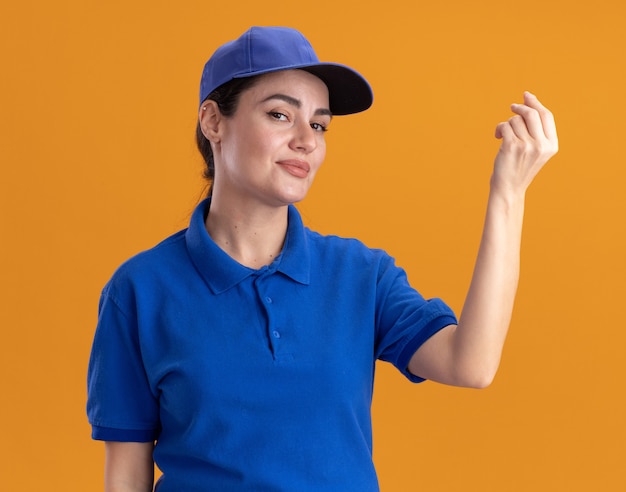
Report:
86,281,160,442
374,254,458,383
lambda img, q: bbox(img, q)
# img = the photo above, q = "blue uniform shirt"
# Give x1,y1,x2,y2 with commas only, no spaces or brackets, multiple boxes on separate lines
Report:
87,199,457,491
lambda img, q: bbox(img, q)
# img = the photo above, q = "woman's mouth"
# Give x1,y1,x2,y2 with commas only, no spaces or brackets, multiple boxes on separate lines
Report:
277,159,310,178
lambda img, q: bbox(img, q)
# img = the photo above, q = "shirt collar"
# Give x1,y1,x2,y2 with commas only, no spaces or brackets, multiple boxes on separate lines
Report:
185,199,310,294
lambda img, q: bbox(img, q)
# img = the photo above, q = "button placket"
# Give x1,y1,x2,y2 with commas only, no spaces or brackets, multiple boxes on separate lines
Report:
255,276,282,358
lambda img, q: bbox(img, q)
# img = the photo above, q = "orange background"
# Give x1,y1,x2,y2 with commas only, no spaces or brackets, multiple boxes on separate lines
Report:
1,0,625,490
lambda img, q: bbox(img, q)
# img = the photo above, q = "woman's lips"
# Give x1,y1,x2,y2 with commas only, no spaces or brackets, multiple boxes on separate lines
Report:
277,159,310,178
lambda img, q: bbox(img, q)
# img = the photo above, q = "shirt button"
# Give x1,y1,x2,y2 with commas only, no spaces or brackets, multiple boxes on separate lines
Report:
265,297,273,304
272,330,281,338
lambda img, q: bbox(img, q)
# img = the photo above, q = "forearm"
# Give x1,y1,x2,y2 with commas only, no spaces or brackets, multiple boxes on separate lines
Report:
408,187,525,388
452,186,525,386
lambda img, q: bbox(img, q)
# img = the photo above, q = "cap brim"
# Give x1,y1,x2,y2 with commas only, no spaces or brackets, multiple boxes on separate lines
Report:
232,62,373,116
300,64,373,115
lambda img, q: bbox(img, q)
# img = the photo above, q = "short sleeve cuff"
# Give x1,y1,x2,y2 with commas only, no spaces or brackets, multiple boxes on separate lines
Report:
397,310,458,383
91,425,158,442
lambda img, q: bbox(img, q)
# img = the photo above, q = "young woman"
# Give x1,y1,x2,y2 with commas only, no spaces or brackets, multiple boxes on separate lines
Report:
87,26,558,491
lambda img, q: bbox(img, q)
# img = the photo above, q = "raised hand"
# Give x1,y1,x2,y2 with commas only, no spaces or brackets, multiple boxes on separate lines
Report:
493,92,558,195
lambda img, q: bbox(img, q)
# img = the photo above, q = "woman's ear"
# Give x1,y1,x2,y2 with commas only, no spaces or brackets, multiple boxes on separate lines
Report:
199,100,222,143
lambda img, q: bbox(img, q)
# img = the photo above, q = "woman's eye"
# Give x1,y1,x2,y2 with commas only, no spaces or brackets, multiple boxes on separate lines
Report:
311,122,328,132
268,111,288,121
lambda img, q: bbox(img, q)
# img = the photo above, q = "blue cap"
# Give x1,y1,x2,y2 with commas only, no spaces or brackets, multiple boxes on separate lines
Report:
199,26,373,115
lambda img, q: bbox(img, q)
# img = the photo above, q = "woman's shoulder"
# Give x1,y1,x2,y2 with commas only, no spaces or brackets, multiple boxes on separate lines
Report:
304,227,392,265
104,229,189,289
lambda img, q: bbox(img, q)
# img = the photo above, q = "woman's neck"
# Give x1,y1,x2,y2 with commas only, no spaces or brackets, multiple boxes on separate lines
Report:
205,195,289,269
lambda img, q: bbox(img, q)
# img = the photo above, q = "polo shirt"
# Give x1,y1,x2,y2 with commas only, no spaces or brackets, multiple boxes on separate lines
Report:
87,198,457,491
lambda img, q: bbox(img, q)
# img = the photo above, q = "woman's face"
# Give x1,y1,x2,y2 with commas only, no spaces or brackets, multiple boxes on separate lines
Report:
210,69,331,208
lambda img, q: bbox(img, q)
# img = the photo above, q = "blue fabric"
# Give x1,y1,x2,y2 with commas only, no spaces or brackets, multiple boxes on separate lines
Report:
87,199,457,491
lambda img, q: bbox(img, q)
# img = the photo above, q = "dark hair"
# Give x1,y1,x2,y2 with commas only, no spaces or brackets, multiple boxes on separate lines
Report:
196,76,261,196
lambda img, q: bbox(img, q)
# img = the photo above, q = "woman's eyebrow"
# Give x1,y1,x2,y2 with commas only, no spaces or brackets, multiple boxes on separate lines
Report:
260,93,332,117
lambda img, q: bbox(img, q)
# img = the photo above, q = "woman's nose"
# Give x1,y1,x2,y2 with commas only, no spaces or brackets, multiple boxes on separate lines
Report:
290,120,316,153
